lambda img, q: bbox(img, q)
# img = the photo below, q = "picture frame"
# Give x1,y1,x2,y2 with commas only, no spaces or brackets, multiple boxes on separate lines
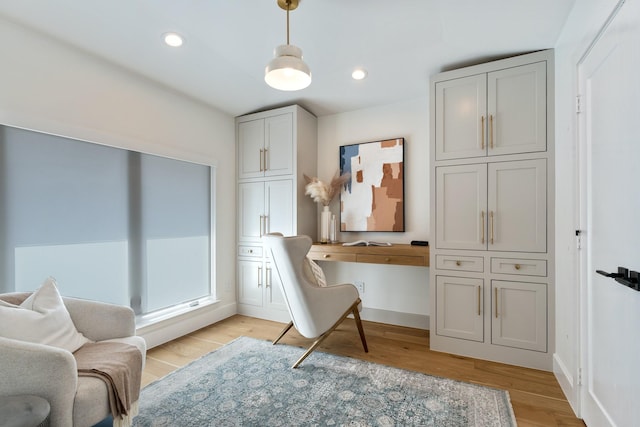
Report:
339,138,405,232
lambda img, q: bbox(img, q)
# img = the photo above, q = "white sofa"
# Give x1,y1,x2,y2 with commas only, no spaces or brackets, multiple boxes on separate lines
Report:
0,292,146,427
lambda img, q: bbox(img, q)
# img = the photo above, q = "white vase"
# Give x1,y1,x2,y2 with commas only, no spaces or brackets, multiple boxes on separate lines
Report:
320,206,331,243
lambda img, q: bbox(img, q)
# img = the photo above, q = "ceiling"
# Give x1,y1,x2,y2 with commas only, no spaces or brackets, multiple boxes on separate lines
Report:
0,0,576,118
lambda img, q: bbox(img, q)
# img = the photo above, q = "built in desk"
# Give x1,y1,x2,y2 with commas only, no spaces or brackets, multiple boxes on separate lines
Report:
308,243,429,267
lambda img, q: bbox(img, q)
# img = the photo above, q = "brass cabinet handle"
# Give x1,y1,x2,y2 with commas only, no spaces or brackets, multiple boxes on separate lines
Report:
257,265,263,287
490,211,494,245
259,149,264,172
489,114,494,149
481,116,485,149
494,287,499,318
477,286,481,316
263,148,269,171
481,211,485,244
515,264,521,270
323,254,331,258
385,257,391,262
456,260,461,266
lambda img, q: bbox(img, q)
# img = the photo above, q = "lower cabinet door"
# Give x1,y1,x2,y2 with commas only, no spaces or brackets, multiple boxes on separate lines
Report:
436,276,484,342
265,262,288,312
491,280,547,352
238,259,263,307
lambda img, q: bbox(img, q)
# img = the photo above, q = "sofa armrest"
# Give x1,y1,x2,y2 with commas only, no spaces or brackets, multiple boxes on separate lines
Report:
63,297,136,342
0,336,77,427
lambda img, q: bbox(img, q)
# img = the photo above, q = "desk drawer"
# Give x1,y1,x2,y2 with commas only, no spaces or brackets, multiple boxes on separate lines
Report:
436,255,484,272
491,258,547,276
308,250,356,263
357,254,426,266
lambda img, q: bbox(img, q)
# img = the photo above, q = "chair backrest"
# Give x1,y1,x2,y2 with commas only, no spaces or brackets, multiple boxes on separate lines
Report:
264,234,358,338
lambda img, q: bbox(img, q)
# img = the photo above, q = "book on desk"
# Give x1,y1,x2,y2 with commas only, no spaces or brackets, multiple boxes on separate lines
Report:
342,240,392,247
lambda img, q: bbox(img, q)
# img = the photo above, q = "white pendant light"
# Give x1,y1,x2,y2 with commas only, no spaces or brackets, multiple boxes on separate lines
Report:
265,0,311,91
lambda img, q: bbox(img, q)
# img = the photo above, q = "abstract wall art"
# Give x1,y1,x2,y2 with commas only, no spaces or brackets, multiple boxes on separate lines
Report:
339,138,404,232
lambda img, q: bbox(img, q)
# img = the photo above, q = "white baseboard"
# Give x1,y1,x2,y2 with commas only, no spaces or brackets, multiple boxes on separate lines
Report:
360,307,429,330
137,301,237,349
553,353,581,418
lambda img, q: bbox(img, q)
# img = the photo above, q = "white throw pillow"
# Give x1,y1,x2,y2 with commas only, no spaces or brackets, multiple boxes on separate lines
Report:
303,256,327,287
0,277,91,352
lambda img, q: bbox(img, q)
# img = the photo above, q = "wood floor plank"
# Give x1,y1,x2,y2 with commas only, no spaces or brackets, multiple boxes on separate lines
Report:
142,314,585,426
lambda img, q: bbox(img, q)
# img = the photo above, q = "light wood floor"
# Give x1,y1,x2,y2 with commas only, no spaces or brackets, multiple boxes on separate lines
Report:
142,315,585,427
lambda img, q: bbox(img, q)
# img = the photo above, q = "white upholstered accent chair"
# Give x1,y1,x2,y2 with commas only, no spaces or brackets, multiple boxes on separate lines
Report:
264,233,368,368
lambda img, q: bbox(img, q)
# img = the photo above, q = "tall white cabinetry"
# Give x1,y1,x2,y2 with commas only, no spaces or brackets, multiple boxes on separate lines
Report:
236,105,317,322
429,51,554,370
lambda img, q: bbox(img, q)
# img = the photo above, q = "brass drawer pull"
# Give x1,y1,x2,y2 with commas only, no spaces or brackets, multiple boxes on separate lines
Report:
514,264,521,270
323,254,331,258
456,260,461,266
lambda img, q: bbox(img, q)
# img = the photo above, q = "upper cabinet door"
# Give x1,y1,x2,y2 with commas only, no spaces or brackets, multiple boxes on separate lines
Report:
487,62,547,156
238,119,265,179
435,74,487,161
238,113,293,179
487,159,547,252
264,113,293,177
436,163,488,250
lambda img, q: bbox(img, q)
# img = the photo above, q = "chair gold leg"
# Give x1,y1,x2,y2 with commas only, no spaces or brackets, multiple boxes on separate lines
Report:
352,304,368,353
291,299,368,368
273,321,294,345
292,333,331,368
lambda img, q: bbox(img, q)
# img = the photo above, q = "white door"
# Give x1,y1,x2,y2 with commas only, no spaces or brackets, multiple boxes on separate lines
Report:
265,180,293,236
264,113,293,177
237,259,263,307
265,262,287,312
436,276,484,342
487,62,547,156
578,1,640,426
238,182,265,243
238,119,265,179
435,164,487,250
491,280,546,352
434,74,487,160
488,159,546,252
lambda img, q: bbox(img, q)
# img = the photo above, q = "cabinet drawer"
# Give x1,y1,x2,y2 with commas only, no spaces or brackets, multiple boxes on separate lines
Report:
357,254,425,266
238,245,263,258
491,258,547,276
308,250,356,263
436,255,484,272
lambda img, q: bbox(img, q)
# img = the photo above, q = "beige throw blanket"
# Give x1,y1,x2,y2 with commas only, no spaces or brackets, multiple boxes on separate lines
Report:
75,341,142,427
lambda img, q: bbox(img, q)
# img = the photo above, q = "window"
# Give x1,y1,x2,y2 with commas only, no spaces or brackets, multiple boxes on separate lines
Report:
0,125,214,318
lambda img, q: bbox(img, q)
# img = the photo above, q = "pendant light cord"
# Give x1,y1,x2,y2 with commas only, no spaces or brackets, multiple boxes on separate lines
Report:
286,0,291,45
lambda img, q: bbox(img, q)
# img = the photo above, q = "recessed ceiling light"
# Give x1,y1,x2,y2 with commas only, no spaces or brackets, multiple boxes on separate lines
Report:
352,68,368,80
163,32,184,47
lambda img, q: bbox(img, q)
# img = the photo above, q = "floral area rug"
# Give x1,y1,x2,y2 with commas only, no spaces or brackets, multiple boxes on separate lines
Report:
133,336,516,426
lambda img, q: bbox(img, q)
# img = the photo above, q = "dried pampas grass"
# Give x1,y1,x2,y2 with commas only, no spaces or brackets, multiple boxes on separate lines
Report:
304,172,350,206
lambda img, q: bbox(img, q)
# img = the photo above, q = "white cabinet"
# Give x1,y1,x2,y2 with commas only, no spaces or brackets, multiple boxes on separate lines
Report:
436,159,546,252
238,113,294,179
429,50,554,371
238,180,294,243
435,61,546,161
436,276,547,352
237,258,287,312
236,105,317,322
436,276,484,342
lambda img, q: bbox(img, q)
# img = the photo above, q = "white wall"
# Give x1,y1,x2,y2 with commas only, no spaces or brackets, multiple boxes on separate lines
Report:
552,0,621,415
0,17,237,346
317,98,431,328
